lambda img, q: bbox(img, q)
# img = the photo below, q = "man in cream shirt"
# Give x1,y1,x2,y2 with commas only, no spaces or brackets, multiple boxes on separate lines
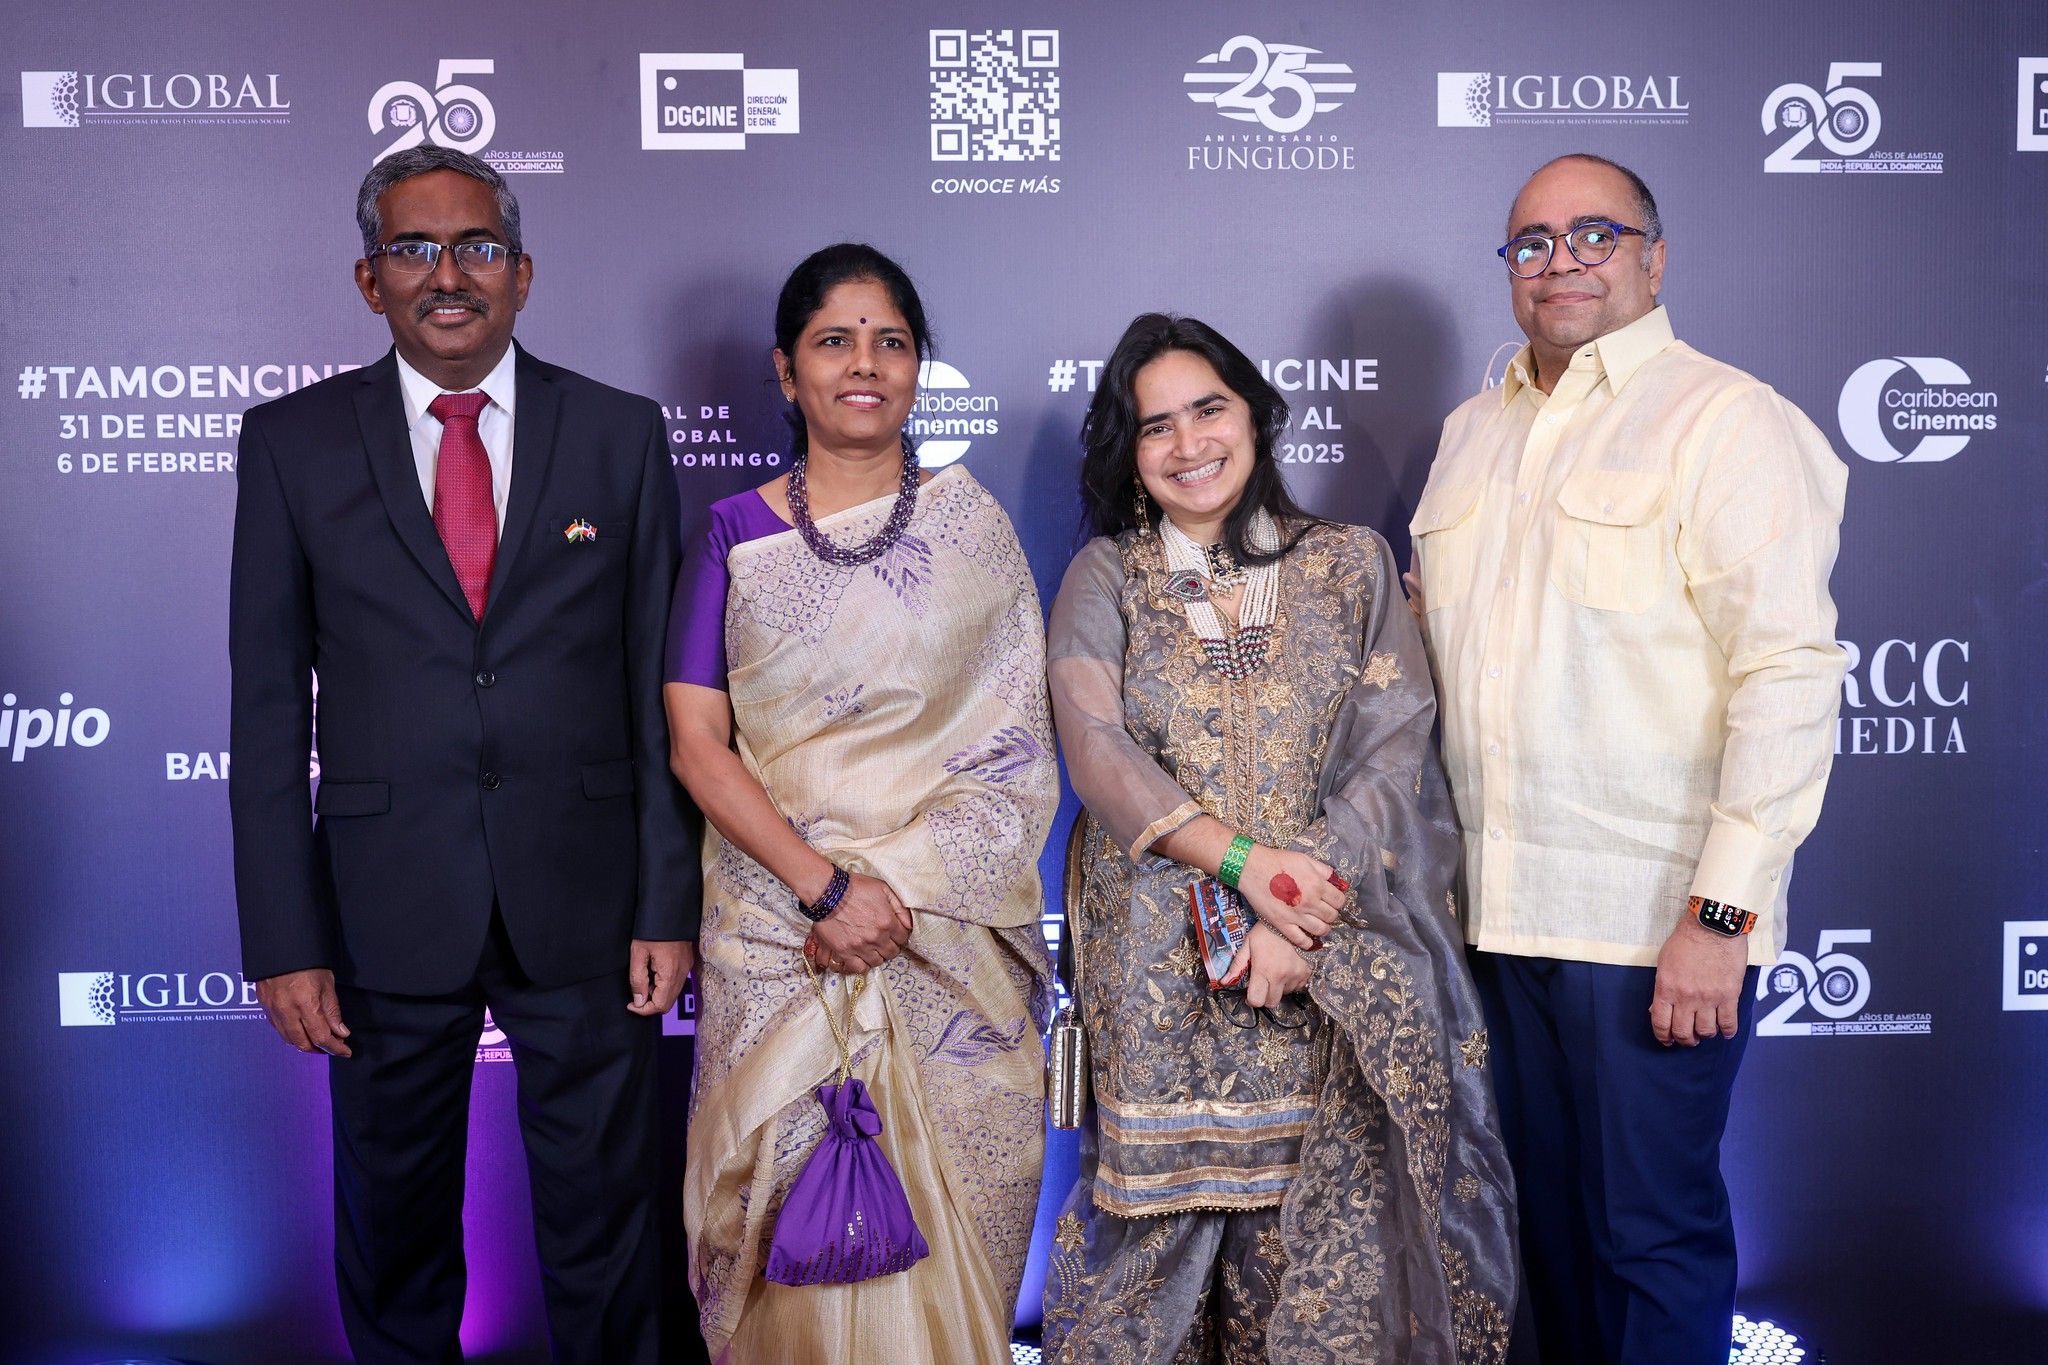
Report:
1410,154,1847,1365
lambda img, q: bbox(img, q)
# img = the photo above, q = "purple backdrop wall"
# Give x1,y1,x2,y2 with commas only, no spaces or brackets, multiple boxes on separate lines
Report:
3,2,2045,1361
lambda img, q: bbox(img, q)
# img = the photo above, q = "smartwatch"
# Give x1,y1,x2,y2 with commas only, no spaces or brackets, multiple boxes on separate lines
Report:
1689,895,1756,938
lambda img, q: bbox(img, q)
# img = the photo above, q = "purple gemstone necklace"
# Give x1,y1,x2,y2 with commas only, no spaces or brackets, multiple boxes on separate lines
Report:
786,444,921,566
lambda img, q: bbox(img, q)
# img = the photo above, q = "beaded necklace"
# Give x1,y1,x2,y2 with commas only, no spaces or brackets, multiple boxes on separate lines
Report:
787,444,920,566
1158,510,1280,680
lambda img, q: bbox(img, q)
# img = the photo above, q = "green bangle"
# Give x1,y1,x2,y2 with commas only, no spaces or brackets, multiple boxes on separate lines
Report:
1218,835,1253,890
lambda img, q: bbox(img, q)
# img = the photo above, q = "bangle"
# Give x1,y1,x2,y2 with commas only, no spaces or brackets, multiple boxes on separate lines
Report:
799,865,850,923
1218,835,1253,890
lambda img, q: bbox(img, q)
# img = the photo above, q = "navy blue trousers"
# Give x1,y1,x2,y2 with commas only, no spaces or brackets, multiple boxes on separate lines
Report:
1470,951,1759,1365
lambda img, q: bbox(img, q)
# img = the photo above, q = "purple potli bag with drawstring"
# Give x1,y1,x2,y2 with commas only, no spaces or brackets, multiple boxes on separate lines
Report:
763,968,930,1285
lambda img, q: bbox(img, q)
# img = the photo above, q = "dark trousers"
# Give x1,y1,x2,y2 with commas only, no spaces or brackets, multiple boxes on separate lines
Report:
1469,951,1759,1365
329,913,661,1365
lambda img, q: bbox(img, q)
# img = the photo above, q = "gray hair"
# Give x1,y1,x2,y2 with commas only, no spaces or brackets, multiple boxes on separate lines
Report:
1512,152,1664,246
355,146,523,259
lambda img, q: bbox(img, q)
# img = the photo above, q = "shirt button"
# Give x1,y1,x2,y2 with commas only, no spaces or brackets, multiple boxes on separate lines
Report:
474,670,495,688
481,771,501,790
1487,742,1501,756
1517,492,1530,506
1489,827,1504,840
1488,666,1502,679
1543,413,1559,425
1501,575,1513,589
1602,502,1615,515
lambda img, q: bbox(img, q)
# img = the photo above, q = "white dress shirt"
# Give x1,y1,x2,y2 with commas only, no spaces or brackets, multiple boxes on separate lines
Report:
395,345,517,534
1412,306,1849,968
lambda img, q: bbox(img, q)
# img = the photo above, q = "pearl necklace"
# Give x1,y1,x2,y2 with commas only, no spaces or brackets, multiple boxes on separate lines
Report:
1159,511,1280,680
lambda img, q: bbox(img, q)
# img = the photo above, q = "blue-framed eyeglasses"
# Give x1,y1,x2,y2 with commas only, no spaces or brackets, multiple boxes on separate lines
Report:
367,240,516,276
1497,220,1646,278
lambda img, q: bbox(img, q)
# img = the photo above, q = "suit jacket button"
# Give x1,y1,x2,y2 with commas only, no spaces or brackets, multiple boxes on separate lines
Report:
481,771,501,790
474,670,496,688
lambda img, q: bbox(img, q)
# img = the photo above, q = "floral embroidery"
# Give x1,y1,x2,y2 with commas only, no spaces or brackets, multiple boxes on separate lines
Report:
1053,1212,1086,1254
943,725,1051,786
924,1009,1029,1067
1460,1029,1489,1070
870,531,933,616
1289,1284,1332,1323
1362,650,1402,689
820,684,865,720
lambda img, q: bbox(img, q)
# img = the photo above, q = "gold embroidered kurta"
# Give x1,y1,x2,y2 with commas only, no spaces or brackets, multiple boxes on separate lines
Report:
1043,521,1517,1362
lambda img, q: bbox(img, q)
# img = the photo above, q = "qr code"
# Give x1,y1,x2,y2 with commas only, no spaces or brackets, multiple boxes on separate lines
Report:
929,29,1060,163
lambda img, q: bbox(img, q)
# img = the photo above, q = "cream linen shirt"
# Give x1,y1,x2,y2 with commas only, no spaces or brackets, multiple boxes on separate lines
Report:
1412,306,1848,968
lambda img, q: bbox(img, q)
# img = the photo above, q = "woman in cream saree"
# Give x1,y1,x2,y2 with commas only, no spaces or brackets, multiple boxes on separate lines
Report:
666,245,1055,1363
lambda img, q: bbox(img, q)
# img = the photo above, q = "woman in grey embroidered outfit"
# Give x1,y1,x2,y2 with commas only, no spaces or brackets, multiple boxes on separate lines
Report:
1041,313,1517,1364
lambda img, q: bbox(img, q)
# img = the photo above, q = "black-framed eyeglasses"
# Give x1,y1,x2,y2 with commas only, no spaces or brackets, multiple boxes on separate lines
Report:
1218,989,1313,1031
367,240,516,276
1497,220,1646,279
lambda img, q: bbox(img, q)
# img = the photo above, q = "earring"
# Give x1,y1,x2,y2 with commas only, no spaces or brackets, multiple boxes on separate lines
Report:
1131,476,1151,536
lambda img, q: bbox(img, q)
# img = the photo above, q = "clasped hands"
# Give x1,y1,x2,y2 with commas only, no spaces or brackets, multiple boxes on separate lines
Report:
803,872,913,974
1219,845,1348,1008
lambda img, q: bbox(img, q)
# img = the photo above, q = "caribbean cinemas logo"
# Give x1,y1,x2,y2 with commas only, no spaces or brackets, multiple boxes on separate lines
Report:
368,59,562,173
1183,35,1359,172
1437,71,1689,127
2,691,110,762
911,361,999,468
58,968,265,1026
20,68,290,127
1838,356,1998,464
1837,637,1967,757
1757,930,1931,1037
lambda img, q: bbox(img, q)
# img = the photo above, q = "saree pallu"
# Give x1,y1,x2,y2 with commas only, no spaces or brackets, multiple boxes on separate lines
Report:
684,468,1056,1363
1043,523,1517,1363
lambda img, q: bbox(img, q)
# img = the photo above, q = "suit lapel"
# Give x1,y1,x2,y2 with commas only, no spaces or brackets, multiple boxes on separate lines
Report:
352,352,475,623
486,342,559,614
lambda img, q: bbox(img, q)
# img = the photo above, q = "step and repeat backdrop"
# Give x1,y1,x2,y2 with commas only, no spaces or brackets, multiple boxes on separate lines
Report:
3,1,2044,1361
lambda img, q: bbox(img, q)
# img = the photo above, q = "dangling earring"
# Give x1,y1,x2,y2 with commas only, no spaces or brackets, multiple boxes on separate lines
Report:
1132,475,1151,536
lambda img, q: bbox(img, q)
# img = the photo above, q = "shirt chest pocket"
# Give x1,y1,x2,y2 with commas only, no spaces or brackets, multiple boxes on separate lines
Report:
1549,469,1669,614
1408,477,1485,613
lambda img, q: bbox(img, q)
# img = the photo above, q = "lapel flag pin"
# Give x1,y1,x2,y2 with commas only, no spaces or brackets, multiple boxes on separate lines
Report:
565,519,597,543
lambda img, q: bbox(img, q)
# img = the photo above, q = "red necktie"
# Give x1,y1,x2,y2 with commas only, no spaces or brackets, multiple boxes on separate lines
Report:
428,391,496,619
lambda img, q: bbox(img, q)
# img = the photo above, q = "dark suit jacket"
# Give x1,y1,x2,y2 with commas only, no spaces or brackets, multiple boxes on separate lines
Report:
229,344,698,996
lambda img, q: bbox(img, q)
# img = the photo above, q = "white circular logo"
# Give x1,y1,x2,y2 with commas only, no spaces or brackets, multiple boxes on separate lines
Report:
912,360,999,468
1837,356,1988,464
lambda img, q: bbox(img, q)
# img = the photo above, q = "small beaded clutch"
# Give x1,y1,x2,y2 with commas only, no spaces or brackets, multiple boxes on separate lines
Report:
1049,822,1090,1131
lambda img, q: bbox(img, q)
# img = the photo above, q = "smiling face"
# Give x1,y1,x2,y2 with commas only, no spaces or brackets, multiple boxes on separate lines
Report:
1505,157,1665,383
353,169,529,391
773,278,919,459
1131,349,1256,540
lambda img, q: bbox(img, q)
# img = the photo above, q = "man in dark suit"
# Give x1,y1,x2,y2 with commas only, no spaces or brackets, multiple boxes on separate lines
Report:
229,145,696,1364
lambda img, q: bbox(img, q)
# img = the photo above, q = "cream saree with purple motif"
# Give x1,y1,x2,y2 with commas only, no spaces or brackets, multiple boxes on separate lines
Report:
683,467,1055,1364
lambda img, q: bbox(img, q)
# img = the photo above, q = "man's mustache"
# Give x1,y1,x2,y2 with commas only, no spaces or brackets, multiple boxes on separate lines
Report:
416,292,489,319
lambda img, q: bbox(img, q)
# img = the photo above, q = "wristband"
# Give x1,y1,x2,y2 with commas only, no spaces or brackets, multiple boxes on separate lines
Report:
799,865,850,923
1689,895,1756,938
1218,835,1253,890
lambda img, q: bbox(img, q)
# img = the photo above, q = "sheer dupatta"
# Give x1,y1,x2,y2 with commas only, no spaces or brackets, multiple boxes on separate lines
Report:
1047,524,1517,1362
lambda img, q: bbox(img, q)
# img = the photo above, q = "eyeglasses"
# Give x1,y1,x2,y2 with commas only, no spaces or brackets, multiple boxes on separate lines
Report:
367,240,516,275
1497,221,1646,279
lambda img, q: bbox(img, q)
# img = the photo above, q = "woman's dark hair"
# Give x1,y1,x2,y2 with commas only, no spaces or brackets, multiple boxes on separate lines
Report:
1078,312,1318,565
772,242,933,460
